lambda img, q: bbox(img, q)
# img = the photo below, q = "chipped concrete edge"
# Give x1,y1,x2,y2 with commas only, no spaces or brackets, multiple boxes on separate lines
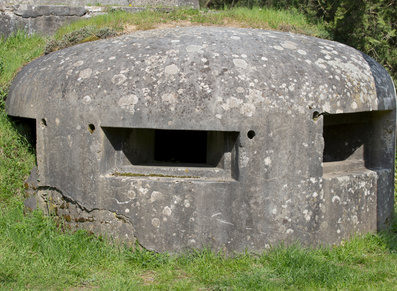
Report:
24,167,137,247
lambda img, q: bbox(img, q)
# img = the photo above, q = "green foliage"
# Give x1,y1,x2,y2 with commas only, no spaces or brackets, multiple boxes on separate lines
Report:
312,1,396,83
329,0,397,83
298,0,397,83
203,0,303,10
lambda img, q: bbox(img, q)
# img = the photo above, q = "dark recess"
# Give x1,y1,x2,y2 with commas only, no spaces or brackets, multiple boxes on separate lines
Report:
322,111,390,169
103,127,239,169
247,130,255,139
155,129,207,164
88,124,95,134
10,116,36,159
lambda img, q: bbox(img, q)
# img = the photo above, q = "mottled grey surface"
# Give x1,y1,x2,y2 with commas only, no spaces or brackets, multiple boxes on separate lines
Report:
7,26,396,253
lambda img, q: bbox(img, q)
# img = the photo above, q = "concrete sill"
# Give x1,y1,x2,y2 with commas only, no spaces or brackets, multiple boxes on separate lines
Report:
323,159,366,175
108,164,236,181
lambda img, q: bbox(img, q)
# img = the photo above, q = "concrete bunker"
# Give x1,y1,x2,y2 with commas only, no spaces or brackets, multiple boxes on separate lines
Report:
6,26,396,253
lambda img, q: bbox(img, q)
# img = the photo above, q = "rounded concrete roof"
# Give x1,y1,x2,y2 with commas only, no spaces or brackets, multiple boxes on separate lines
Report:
7,26,396,130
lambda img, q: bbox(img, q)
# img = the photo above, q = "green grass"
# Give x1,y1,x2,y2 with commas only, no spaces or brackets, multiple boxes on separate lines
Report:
1,208,396,290
0,31,44,89
36,7,331,57
50,7,330,42
0,6,396,290
0,102,35,204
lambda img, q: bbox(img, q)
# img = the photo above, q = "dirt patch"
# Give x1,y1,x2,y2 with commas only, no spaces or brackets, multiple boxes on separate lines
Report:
67,285,98,291
123,20,198,34
157,20,198,29
140,270,156,285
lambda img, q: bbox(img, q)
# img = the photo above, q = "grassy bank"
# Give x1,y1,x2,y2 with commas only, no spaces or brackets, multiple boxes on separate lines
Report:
0,7,396,290
51,7,330,39
1,209,397,290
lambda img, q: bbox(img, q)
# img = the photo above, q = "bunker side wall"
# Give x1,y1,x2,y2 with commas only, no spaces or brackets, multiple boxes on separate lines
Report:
322,170,378,242
322,110,396,232
373,110,396,230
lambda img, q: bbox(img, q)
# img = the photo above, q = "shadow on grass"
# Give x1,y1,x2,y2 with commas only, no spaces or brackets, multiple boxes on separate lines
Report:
0,273,17,286
8,116,36,158
379,215,397,252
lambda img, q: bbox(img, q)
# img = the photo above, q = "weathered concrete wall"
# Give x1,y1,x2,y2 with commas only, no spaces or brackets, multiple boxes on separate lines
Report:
0,0,198,37
7,26,396,253
0,4,88,37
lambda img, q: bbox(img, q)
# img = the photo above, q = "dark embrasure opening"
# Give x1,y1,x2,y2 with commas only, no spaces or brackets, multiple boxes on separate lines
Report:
154,129,207,164
103,127,239,168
